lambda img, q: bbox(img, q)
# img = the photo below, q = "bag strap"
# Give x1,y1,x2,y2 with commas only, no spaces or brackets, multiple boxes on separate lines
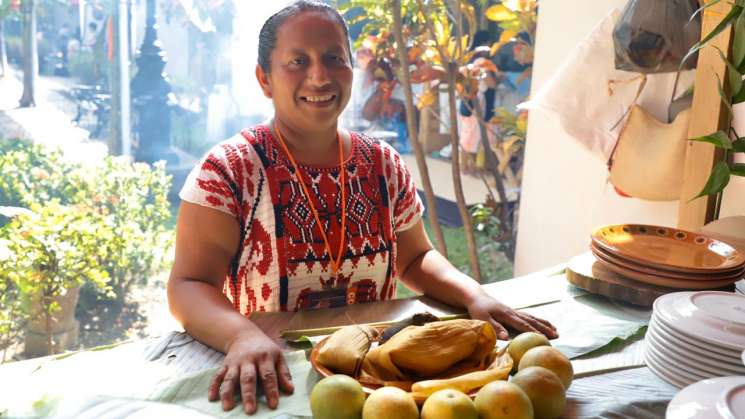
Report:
667,70,683,123
607,75,647,170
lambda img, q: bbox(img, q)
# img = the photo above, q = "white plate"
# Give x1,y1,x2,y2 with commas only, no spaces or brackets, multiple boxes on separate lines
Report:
645,343,710,385
722,382,745,418
653,314,743,358
653,292,745,351
648,320,745,369
646,329,745,376
646,343,709,385
647,325,745,374
644,348,690,389
667,376,745,419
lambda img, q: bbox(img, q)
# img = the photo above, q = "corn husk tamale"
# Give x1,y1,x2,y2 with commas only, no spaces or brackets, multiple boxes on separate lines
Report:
361,319,496,381
410,346,513,396
316,324,377,376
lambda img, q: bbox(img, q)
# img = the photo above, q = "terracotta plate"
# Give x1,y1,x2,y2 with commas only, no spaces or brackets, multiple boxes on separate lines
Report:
309,335,481,404
590,243,745,281
591,224,745,272
592,252,739,289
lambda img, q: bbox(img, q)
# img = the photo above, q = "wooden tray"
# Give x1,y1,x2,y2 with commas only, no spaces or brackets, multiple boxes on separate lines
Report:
566,252,735,307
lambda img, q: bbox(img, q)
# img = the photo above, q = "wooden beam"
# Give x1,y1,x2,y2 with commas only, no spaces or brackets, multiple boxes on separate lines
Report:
678,2,734,231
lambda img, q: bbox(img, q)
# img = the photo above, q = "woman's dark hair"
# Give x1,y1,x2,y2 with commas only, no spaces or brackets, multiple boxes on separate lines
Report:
258,1,352,73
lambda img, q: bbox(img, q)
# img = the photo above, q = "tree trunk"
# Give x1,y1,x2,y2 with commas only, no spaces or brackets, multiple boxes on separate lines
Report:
110,0,132,156
19,0,37,108
44,299,53,355
446,64,482,281
0,19,8,79
471,104,516,261
390,0,448,257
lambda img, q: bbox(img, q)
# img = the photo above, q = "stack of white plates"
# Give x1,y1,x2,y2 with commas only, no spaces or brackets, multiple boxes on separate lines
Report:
666,376,745,418
645,291,745,389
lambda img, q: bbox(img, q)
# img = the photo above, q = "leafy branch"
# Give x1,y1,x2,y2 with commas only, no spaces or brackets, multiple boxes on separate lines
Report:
685,0,745,200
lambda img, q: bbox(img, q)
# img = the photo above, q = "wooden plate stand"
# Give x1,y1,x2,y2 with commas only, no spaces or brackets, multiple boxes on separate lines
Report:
566,252,734,307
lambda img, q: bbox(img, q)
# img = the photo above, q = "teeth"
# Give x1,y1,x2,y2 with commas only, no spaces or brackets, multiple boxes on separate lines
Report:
305,95,334,102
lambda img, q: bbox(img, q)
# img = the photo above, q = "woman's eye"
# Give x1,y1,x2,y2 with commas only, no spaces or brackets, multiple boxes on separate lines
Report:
290,57,306,66
328,55,346,65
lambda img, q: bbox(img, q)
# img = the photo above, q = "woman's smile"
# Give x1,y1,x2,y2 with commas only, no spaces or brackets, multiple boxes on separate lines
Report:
299,93,338,107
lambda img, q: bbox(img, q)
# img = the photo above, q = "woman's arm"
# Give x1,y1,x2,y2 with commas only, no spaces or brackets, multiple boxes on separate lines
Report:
395,219,558,340
168,202,293,414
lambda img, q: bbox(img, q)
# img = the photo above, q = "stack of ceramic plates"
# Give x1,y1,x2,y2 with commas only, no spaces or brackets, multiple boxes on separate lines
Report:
591,224,745,289
645,291,745,389
666,376,745,418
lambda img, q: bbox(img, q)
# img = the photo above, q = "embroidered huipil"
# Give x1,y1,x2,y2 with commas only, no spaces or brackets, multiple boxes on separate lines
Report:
179,126,423,315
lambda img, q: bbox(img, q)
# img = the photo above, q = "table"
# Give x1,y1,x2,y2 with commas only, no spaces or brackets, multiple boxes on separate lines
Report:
0,269,679,418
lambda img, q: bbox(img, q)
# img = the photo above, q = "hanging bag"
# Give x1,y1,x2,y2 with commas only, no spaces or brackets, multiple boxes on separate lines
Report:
613,0,701,73
608,76,691,201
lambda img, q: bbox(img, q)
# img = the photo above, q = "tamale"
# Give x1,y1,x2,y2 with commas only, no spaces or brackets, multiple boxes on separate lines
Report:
361,319,496,381
379,312,440,344
410,347,513,396
316,324,377,376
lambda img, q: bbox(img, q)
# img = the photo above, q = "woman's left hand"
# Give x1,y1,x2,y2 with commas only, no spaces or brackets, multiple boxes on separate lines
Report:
466,293,558,341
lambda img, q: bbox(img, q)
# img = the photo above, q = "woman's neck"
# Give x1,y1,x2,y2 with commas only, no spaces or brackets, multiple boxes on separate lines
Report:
271,118,349,167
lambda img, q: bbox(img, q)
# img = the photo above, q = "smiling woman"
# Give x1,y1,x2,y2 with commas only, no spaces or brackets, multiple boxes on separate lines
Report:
166,0,557,416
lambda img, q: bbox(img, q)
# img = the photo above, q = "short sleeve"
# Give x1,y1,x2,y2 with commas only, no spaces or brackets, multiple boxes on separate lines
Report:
179,136,246,219
385,146,424,233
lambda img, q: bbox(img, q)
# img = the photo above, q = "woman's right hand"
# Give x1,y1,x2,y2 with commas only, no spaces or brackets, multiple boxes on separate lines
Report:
207,329,294,415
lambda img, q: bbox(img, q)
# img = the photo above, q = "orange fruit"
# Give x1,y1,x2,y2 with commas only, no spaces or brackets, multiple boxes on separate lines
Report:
421,389,478,419
518,346,574,389
310,375,366,419
511,366,566,419
474,381,533,419
362,386,418,419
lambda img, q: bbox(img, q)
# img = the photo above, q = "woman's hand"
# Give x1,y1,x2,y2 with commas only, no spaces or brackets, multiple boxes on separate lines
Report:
466,293,558,341
208,330,294,415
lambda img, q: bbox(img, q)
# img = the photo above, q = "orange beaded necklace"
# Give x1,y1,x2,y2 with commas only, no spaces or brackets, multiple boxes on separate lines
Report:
273,123,347,276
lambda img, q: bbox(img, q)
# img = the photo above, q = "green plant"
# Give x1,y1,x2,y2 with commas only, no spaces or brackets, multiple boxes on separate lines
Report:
69,157,173,301
682,0,745,203
0,203,110,355
471,203,502,241
0,140,80,211
0,140,173,303
0,253,23,363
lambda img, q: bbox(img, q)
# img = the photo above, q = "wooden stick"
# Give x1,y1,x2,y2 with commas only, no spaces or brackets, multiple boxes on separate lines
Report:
280,313,468,341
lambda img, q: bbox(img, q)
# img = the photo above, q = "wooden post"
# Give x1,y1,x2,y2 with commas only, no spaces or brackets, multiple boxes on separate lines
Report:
677,2,734,230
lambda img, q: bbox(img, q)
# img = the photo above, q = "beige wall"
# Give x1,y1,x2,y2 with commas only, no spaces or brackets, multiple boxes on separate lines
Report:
515,0,745,275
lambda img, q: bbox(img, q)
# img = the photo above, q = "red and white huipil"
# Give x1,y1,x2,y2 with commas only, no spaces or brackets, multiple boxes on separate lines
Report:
179,125,423,315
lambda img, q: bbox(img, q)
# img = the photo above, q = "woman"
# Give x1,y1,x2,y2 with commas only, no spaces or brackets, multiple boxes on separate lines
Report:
168,1,557,415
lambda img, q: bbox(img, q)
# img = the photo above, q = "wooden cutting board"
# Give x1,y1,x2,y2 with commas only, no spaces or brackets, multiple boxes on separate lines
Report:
566,252,734,307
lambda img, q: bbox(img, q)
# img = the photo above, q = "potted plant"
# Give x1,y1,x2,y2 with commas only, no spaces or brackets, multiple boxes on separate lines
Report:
0,203,110,357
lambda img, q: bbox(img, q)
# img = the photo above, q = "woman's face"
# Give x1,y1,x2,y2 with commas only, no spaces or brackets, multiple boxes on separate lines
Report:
256,11,353,133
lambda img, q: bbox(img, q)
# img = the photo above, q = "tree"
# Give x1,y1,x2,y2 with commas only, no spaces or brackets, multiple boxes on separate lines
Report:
340,0,449,257
109,0,132,156
413,0,483,280
18,0,37,107
390,0,448,257
0,1,18,79
341,0,537,277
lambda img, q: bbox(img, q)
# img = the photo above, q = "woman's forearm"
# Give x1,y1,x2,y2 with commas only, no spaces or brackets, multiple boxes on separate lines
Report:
168,277,261,353
399,249,486,310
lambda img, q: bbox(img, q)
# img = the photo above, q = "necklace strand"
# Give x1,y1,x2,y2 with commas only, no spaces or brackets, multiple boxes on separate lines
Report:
273,123,347,275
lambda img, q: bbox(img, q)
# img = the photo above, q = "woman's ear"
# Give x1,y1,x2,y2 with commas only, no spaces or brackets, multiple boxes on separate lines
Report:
255,64,272,99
